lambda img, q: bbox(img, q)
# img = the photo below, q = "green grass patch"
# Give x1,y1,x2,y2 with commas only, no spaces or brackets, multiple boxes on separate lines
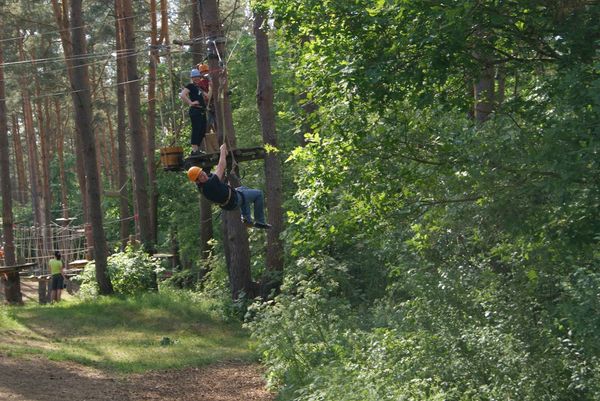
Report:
0,288,255,373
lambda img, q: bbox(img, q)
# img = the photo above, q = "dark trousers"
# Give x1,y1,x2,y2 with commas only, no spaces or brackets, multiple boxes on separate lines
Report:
51,274,64,290
189,107,207,146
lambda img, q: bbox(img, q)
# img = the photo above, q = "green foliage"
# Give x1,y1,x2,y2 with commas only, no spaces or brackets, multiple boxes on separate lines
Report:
154,167,206,268
164,268,200,290
246,257,358,396
248,0,600,399
79,245,162,297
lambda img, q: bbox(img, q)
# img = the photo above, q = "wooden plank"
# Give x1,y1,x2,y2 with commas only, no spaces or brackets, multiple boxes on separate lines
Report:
181,147,266,171
68,259,90,269
153,253,174,258
0,262,37,274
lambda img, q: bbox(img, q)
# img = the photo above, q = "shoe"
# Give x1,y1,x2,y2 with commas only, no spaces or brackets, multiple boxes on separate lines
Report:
190,149,205,156
241,216,254,228
254,222,272,229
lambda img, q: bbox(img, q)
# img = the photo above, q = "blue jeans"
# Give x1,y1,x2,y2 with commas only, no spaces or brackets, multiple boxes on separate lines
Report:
236,186,266,224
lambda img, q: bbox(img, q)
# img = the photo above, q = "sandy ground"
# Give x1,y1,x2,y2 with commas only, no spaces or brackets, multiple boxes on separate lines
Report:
0,278,75,304
0,354,274,401
1,281,275,401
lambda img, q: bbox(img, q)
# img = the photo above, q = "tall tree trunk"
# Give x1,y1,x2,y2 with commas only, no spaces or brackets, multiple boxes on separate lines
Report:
43,97,53,212
33,78,51,228
100,80,118,189
473,29,495,123
115,0,131,250
33,77,52,259
254,12,285,298
51,0,89,225
69,0,113,294
73,129,89,228
473,64,494,123
158,0,169,44
120,0,153,252
54,99,69,220
88,45,107,187
147,0,159,245
0,32,22,304
21,99,41,225
496,67,505,107
192,0,214,262
191,1,204,60
17,36,43,227
11,114,28,204
159,0,181,264
200,0,254,299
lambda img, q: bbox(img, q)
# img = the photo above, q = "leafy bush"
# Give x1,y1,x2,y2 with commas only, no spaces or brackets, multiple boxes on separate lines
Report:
164,268,200,290
246,257,357,395
248,60,599,401
79,246,162,297
247,1,600,399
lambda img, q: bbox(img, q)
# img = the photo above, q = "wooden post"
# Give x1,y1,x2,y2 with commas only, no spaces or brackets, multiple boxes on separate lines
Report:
38,278,48,304
84,223,94,260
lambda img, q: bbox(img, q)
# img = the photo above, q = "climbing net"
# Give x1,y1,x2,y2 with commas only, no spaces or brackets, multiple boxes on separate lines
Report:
12,224,89,275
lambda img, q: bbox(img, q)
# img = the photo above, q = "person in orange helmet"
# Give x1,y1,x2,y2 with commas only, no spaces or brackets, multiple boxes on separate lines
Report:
195,63,216,132
187,144,271,229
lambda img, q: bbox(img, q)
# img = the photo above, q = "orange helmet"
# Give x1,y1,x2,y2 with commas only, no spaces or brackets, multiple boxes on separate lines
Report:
197,63,209,73
187,166,201,182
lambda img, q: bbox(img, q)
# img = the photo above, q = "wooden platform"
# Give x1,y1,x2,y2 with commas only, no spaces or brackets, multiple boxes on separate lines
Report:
182,147,266,171
0,262,36,274
69,259,90,269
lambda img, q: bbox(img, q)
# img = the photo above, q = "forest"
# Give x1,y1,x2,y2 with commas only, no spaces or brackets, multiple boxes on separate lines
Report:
1,1,599,400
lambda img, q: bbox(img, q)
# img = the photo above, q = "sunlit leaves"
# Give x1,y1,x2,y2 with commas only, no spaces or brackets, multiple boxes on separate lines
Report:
250,0,600,399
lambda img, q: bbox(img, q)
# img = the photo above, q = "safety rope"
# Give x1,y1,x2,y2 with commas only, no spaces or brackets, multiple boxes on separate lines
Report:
209,38,240,183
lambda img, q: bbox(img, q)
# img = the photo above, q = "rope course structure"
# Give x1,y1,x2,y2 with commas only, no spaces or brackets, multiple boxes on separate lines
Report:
173,34,266,173
12,223,89,275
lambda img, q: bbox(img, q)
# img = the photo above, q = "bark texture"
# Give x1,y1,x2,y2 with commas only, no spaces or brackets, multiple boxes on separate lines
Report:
68,0,113,294
0,33,22,304
254,12,285,298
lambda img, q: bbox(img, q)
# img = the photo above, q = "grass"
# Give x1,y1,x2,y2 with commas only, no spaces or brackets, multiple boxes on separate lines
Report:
0,288,255,373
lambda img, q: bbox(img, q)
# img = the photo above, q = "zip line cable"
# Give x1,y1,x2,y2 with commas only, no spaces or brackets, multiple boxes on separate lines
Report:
0,2,247,111
0,46,148,69
0,77,144,103
0,0,208,45
0,45,167,91
0,45,192,85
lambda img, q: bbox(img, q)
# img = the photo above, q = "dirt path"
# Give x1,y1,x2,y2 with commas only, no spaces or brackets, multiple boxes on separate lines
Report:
3,282,274,400
0,353,274,401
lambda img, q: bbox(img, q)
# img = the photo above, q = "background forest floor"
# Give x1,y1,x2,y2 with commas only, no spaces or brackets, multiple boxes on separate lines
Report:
0,285,274,400
0,354,273,401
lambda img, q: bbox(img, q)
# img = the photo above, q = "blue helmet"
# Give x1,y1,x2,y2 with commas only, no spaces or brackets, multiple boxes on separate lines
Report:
190,68,201,78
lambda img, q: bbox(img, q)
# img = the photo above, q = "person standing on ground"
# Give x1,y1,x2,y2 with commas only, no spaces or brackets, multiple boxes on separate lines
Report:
187,143,271,229
49,251,65,303
180,68,207,155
